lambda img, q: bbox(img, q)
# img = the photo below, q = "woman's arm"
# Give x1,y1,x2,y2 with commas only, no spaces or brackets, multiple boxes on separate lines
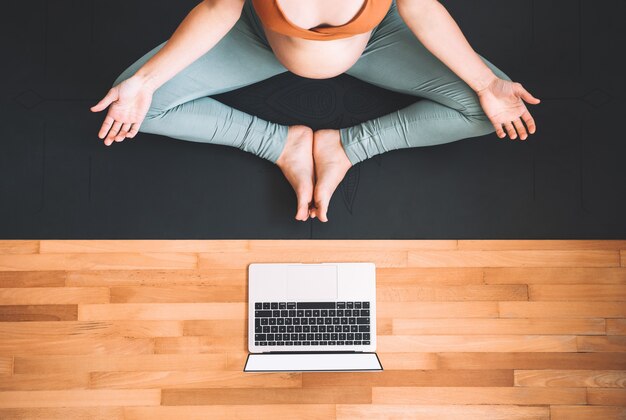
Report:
397,0,540,140
134,0,246,91
91,0,245,144
396,0,496,92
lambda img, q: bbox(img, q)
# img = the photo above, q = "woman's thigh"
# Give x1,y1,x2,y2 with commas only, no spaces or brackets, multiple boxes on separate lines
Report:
112,0,287,118
347,0,511,118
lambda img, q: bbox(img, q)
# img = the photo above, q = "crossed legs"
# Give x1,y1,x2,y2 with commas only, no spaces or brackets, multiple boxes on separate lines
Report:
111,5,290,163
307,1,513,220
111,4,323,220
110,1,512,222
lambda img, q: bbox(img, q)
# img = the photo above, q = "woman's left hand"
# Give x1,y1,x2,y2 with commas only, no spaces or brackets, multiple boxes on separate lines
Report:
477,78,541,140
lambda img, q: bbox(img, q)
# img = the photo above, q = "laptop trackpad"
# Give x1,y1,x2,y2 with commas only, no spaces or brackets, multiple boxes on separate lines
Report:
286,265,337,301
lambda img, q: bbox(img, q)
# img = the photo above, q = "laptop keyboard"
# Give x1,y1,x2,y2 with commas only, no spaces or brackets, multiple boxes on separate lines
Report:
253,301,371,347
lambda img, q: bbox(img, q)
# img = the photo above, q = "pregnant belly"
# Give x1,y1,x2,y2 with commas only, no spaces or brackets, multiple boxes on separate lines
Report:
264,29,372,79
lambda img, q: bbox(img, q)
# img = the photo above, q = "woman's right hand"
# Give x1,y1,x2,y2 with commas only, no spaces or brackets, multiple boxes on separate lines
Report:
90,75,155,146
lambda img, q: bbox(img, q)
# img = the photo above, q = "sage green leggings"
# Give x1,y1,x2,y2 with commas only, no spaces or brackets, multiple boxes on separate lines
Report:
113,0,511,165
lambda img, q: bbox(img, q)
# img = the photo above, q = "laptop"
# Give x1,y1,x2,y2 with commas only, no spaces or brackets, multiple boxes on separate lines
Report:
244,262,383,372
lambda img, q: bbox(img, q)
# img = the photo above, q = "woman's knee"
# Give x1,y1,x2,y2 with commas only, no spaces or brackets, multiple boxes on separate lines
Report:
454,91,495,135
137,109,168,133
465,113,495,137
111,65,136,88
111,42,167,88
461,56,511,134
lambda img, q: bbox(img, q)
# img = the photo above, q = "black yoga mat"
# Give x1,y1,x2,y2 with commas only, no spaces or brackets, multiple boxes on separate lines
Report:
1,0,625,238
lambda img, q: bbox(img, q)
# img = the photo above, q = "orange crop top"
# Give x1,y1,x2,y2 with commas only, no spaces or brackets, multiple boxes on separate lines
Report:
252,0,393,41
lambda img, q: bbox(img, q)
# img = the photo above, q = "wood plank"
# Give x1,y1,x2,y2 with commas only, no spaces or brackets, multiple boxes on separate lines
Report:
0,321,183,339
371,386,586,405
248,240,457,251
0,305,77,322
39,240,248,253
78,303,245,321
377,268,484,285
438,352,626,370
0,241,39,254
499,302,626,318
0,336,154,356
551,405,626,420
0,389,161,408
302,370,512,387
608,319,626,335
0,357,12,376
161,387,370,405
392,318,605,335
198,250,408,269
408,250,619,268
529,285,626,301
0,253,197,271
577,336,626,352
378,335,577,352
89,371,301,389
377,285,527,302
586,388,626,406
484,267,626,285
66,269,245,287
110,285,245,303
154,336,245,353
375,353,438,370
226,353,250,371
336,404,549,420
458,240,626,250
622,250,625,267
377,318,393,335
377,302,498,318
0,288,110,305
1,239,624,418
14,354,227,374
0,271,66,288
182,320,246,336
124,405,335,420
514,370,626,387
0,407,124,420
0,373,89,391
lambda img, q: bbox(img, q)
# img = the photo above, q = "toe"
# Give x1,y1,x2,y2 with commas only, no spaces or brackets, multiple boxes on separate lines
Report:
295,202,309,221
313,188,331,222
296,188,314,221
315,200,329,222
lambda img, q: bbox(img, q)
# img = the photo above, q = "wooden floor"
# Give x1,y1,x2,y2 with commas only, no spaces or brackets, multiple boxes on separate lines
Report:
0,240,625,419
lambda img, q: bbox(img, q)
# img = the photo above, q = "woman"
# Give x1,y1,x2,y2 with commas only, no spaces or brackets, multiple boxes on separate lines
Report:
91,0,540,222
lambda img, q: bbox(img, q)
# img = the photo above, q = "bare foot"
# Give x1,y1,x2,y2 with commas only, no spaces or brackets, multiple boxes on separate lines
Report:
311,129,353,222
276,125,315,221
